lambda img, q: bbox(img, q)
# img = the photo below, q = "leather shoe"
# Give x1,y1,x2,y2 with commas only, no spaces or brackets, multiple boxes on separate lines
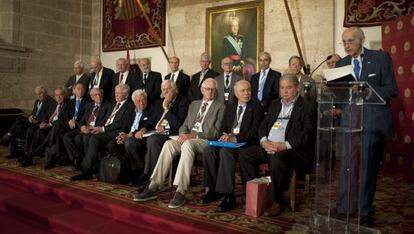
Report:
17,157,25,163
264,202,284,217
216,194,237,212
5,154,18,159
21,159,33,167
200,191,222,204
44,163,55,170
360,215,373,227
0,134,11,145
70,172,92,181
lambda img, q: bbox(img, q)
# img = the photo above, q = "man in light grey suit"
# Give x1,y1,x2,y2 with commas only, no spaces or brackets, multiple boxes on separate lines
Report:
215,57,243,104
134,78,225,209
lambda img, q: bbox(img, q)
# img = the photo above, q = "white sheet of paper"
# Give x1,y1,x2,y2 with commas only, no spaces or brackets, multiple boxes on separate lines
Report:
322,65,356,82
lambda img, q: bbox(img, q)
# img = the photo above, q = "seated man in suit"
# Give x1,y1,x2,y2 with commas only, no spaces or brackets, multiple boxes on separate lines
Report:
239,74,317,216
134,78,225,209
21,87,71,167
138,80,190,187
250,52,281,112
89,57,114,102
215,57,242,104
136,58,162,107
202,80,264,212
112,58,139,100
1,86,55,159
71,84,135,180
188,52,219,102
288,56,316,103
43,83,89,169
65,60,90,99
63,88,111,171
164,56,190,97
105,89,153,183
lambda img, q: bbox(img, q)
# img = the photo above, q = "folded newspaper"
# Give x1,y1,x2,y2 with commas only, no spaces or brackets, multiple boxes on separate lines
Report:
142,129,169,138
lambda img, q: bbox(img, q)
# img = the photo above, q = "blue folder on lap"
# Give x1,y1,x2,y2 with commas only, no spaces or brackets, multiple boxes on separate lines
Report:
207,141,247,148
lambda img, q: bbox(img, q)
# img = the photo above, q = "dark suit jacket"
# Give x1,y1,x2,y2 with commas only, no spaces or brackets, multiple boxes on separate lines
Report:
136,71,162,106
89,67,114,101
188,69,220,101
34,95,56,122
103,101,135,133
48,100,72,126
165,71,190,97
259,96,317,157
250,68,281,112
130,106,153,134
65,73,91,97
79,101,112,127
215,73,243,104
145,95,190,136
336,48,398,140
221,100,264,145
112,72,139,100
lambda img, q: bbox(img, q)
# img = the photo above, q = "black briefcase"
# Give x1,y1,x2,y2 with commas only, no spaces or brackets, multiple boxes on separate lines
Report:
98,153,130,183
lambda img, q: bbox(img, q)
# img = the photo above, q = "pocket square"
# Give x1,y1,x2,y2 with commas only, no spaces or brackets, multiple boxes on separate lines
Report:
368,73,376,77
143,117,148,120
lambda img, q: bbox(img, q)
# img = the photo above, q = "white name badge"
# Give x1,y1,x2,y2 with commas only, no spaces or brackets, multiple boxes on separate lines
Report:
192,122,201,132
233,127,240,135
224,92,229,101
272,122,282,129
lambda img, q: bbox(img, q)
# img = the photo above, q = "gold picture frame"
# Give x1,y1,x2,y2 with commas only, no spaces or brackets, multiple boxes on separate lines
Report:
206,0,264,75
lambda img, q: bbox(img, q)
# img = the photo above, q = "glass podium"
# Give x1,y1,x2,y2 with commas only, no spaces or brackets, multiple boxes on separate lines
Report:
311,81,385,233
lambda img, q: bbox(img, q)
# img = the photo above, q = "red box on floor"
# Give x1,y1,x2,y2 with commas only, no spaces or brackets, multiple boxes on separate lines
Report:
245,177,272,217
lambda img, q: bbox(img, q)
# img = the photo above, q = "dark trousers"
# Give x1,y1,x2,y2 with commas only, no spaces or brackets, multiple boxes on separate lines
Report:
106,136,147,171
239,145,312,204
144,134,170,175
26,125,51,157
203,146,250,194
63,130,83,161
81,132,116,172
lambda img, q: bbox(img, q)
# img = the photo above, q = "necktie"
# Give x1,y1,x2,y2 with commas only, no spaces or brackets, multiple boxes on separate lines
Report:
36,101,42,116
87,104,100,126
198,70,205,86
105,102,121,126
353,59,360,80
130,111,142,133
49,104,61,123
143,73,147,85
225,74,230,88
194,102,208,125
73,99,81,119
258,70,266,101
93,73,99,86
237,105,244,122
119,73,124,84
171,74,175,82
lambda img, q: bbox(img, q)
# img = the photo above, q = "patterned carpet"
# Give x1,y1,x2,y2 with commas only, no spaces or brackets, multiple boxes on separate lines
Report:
0,146,413,233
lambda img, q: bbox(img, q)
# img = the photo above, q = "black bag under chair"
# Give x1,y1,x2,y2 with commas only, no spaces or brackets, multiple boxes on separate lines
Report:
98,152,131,183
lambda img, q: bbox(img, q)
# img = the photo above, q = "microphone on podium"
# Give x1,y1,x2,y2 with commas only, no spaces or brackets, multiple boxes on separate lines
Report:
309,55,333,77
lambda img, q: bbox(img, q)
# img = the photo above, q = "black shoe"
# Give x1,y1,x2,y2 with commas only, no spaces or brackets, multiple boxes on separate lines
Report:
199,191,222,204
136,174,149,191
216,194,237,212
70,172,92,181
21,159,33,167
44,163,55,170
0,134,11,145
17,157,25,163
5,154,18,159
360,215,373,227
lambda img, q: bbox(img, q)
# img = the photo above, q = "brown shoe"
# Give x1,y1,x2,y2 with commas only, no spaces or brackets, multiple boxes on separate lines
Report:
264,202,284,217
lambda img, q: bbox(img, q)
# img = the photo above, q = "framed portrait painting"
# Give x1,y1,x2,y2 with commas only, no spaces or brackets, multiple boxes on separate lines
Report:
206,1,264,78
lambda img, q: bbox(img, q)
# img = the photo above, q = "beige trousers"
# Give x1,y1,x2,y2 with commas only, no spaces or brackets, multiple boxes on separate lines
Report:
148,138,207,194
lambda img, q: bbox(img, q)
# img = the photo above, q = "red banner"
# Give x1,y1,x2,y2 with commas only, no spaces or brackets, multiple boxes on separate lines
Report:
344,0,414,27
102,0,166,51
382,13,414,182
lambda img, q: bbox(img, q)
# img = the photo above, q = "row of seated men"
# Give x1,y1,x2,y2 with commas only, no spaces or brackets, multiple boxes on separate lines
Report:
1,51,341,216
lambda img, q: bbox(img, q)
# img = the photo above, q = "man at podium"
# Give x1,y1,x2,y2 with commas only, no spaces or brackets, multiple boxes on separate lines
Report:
335,26,398,227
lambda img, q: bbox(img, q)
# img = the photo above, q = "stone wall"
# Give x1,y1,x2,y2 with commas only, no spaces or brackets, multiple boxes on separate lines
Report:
0,0,96,110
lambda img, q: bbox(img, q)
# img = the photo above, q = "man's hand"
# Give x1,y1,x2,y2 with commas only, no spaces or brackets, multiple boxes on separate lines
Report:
218,132,236,142
116,132,130,144
163,91,175,110
28,115,38,124
39,122,49,129
134,128,147,139
177,132,196,145
80,125,90,134
261,140,287,154
68,119,76,129
91,127,103,134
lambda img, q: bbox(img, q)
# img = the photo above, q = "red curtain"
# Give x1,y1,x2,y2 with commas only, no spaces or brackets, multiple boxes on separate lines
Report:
382,13,414,182
102,0,166,51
